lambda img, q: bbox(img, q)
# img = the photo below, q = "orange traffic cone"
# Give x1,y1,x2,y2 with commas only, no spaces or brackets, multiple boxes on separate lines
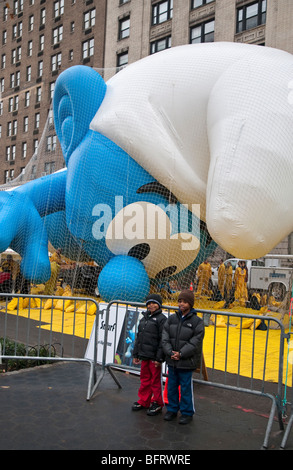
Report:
189,282,193,291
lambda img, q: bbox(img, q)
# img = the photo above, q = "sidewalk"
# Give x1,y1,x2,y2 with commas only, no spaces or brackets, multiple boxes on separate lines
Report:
0,361,291,452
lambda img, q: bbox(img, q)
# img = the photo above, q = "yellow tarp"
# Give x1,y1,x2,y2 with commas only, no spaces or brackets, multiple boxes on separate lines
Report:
3,297,292,386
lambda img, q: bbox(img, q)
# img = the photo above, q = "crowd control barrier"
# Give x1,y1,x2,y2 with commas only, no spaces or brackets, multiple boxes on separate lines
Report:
0,292,100,400
90,300,288,450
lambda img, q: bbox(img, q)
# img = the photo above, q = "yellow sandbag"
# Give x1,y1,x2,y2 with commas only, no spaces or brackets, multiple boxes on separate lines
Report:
76,303,87,314
33,297,41,308
7,297,23,311
87,303,97,315
65,303,76,313
249,319,262,330
44,298,57,309
212,301,225,310
22,297,29,308
55,298,73,310
214,314,227,327
236,318,254,329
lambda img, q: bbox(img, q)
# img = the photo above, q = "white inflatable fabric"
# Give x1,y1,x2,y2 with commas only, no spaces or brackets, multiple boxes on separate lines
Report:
91,42,293,259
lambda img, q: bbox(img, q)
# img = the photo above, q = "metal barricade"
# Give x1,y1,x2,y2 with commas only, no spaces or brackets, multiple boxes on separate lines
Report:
93,300,287,449
0,292,100,400
280,329,293,449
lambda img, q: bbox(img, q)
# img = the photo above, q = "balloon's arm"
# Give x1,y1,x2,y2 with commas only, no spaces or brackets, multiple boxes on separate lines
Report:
0,170,67,282
14,169,66,216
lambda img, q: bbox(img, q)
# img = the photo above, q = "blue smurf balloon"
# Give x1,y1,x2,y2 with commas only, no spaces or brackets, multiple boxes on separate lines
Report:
1,43,292,301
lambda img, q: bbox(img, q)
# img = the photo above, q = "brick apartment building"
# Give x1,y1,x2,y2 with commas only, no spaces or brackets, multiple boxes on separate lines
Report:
0,0,292,255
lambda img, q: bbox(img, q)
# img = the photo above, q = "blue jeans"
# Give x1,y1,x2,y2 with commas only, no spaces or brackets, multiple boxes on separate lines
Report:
166,367,195,416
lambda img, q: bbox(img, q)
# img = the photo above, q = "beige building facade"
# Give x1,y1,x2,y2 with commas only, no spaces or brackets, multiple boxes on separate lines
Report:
1,0,293,184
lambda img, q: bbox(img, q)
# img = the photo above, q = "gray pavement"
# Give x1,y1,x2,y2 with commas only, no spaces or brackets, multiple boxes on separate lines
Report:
0,361,292,453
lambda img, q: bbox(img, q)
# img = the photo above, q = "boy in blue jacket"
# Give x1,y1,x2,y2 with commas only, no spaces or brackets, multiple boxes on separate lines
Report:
162,290,204,424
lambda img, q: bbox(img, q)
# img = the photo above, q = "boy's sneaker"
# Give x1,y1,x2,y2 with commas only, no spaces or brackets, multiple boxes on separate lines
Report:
164,411,177,421
147,402,162,416
132,401,145,411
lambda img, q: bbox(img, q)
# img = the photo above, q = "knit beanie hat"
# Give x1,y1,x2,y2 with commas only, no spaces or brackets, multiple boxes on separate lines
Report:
146,293,162,308
178,290,194,308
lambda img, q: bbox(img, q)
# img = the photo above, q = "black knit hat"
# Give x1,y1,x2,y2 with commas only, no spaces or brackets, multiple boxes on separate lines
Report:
146,293,162,308
178,290,194,308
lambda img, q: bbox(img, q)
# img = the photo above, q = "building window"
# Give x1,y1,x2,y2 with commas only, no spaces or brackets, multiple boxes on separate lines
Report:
7,122,12,137
117,51,128,69
119,17,130,39
84,8,96,30
9,95,18,112
152,0,173,25
1,54,5,69
0,78,4,94
22,142,27,158
13,120,17,136
48,108,54,126
6,146,10,161
38,60,43,77
12,22,22,39
24,91,30,107
191,0,214,8
44,161,56,174
46,136,57,152
39,34,45,52
190,19,214,43
51,52,62,72
70,21,75,33
82,38,94,59
52,25,63,44
23,116,28,132
34,113,40,129
40,8,46,25
49,82,55,100
2,30,7,45
11,146,16,161
54,0,64,18
33,139,38,154
28,15,34,32
36,86,42,103
69,49,73,61
11,49,16,65
27,40,33,57
150,35,171,54
237,0,266,33
26,66,32,82
3,6,8,21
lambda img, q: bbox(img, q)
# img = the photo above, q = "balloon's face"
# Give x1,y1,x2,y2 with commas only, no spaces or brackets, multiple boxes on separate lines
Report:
60,129,215,301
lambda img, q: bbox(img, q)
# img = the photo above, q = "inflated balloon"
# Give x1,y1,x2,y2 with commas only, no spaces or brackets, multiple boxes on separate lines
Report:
0,42,293,301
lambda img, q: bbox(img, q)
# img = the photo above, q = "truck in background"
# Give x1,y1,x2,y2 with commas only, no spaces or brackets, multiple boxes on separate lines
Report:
211,257,293,301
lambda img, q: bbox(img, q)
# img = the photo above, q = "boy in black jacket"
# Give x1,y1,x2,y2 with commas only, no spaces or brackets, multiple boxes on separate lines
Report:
162,290,204,424
132,294,167,416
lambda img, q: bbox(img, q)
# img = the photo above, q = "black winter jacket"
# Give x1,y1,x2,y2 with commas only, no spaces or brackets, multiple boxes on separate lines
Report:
162,308,204,370
133,308,167,362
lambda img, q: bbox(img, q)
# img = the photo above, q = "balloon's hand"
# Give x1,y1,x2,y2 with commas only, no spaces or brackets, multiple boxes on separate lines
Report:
0,191,51,283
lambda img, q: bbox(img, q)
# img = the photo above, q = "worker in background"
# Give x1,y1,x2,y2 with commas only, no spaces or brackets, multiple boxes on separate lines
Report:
217,260,225,298
195,260,212,296
233,260,248,304
224,261,233,301
43,248,62,295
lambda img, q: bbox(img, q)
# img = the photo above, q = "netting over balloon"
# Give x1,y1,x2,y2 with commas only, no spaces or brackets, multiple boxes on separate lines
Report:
0,43,293,315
